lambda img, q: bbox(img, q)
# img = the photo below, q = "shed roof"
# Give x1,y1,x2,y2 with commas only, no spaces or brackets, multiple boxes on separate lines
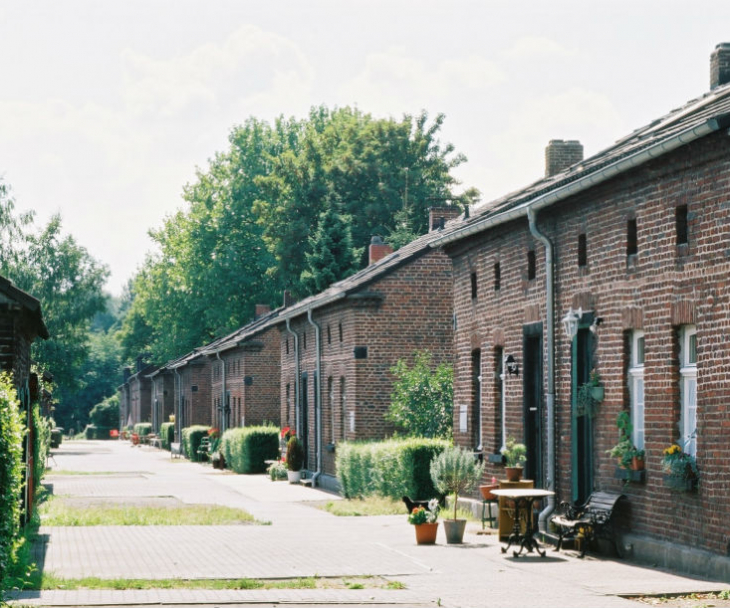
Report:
0,274,49,340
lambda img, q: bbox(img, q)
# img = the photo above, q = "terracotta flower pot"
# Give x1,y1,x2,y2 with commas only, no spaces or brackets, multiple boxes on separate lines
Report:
505,466,523,482
631,457,645,471
480,484,499,501
414,522,438,545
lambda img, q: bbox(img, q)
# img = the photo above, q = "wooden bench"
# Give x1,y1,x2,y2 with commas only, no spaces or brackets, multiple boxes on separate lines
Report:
551,491,625,558
170,442,182,459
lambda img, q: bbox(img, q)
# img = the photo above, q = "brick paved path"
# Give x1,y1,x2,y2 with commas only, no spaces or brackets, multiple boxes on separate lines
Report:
10,440,728,607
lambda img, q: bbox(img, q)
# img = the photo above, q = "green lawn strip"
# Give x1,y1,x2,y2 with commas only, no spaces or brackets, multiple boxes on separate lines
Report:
319,496,404,516
45,471,145,476
36,574,405,591
39,498,257,526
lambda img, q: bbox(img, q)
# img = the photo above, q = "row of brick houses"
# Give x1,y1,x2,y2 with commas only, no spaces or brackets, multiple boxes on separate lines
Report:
431,44,730,573
116,45,730,571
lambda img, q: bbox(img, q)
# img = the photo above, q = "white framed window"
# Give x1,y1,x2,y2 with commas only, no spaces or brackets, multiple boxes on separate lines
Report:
679,325,697,456
628,331,645,450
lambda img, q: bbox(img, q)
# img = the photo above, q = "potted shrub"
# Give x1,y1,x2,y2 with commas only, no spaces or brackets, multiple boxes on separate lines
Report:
430,447,485,544
502,437,527,482
662,443,698,492
267,458,288,481
576,369,603,417
407,499,440,545
286,435,305,483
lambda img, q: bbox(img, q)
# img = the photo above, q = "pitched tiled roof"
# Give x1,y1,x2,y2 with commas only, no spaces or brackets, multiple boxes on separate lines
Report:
433,82,730,246
0,274,49,339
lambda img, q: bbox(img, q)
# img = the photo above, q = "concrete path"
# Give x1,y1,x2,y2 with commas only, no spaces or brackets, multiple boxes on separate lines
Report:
10,440,729,607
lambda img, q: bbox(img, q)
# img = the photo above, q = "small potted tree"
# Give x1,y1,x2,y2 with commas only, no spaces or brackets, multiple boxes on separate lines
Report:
430,447,485,544
502,437,527,482
286,435,305,483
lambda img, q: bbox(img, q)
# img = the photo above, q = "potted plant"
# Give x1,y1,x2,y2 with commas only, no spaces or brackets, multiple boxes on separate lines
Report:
407,499,440,545
430,447,485,544
662,443,698,492
286,435,305,483
267,458,288,481
607,411,634,469
576,369,603,417
631,448,646,471
502,437,527,482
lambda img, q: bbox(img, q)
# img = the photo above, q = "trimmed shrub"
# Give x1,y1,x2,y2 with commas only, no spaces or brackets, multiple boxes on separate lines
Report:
133,422,153,438
0,373,25,590
181,425,211,462
84,424,97,440
336,437,450,500
160,422,175,450
89,396,119,428
220,426,279,474
33,406,51,493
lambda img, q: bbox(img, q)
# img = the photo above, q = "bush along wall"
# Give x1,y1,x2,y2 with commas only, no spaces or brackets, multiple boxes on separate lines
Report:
220,426,279,474
160,422,175,450
0,373,25,591
133,422,153,438
181,425,211,462
88,396,119,439
336,437,450,500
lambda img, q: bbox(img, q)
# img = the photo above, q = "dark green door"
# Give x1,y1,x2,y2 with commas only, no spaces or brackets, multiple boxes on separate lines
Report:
572,325,594,504
523,325,543,487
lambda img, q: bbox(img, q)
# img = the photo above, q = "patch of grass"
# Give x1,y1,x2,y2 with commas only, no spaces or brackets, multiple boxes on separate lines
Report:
319,496,404,516
386,580,407,590
35,575,400,591
39,496,257,526
45,471,135,476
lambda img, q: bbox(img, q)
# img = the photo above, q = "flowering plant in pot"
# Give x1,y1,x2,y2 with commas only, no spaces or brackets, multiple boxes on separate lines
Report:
286,435,305,483
408,499,440,545
662,443,698,492
430,447,484,544
502,437,527,481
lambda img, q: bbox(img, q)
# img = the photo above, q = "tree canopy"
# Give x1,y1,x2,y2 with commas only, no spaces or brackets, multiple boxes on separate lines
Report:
124,106,475,365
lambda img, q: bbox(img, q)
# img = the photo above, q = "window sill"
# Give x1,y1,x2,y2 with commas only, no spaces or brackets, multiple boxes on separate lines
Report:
614,466,646,484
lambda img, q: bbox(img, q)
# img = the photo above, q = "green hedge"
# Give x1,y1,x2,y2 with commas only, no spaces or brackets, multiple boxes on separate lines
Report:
160,422,175,450
0,373,25,590
84,424,115,440
220,426,279,474
89,396,119,428
336,437,450,500
181,425,211,462
133,422,152,437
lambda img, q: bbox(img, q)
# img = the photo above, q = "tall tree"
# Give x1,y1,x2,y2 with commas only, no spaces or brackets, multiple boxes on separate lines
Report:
300,194,361,295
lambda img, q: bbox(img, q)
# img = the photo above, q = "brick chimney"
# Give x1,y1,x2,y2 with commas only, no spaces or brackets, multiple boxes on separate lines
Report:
428,206,462,232
283,290,295,308
545,140,583,177
711,43,730,89
369,235,393,265
255,304,271,319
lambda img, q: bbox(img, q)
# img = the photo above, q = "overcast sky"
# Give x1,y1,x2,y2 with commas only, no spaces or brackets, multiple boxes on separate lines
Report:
1,1,729,295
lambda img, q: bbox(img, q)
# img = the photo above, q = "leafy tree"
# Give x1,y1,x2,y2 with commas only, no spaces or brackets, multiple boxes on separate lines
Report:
300,194,362,295
89,394,120,429
387,351,453,439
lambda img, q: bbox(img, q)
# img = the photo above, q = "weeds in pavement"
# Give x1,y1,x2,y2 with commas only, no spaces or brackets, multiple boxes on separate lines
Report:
32,575,404,591
319,496,404,516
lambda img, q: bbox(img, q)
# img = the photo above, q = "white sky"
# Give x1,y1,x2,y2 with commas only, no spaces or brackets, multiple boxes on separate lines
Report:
1,0,729,295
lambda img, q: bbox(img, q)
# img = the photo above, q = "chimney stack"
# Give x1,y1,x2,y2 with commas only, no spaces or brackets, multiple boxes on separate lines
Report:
283,290,295,308
545,139,584,177
255,304,271,319
711,43,730,89
428,206,462,232
369,235,393,265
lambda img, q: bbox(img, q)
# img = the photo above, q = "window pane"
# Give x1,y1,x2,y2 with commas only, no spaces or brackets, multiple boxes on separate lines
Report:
688,333,697,364
636,336,645,365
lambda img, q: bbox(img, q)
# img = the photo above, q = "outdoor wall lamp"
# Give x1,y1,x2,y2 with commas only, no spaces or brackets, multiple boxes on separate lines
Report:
561,307,582,340
589,317,604,334
505,354,519,376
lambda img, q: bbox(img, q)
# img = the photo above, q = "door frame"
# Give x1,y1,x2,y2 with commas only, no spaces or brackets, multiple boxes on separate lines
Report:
522,322,543,487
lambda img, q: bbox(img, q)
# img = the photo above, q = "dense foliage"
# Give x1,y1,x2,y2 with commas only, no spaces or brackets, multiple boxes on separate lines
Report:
120,107,475,365
89,395,120,429
133,422,153,438
160,422,175,450
336,437,450,500
0,373,25,590
220,426,279,474
387,351,454,439
181,425,211,462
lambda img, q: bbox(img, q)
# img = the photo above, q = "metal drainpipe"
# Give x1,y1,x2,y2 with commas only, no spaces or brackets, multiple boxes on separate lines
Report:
285,318,300,435
307,309,322,487
216,352,226,433
173,368,181,442
528,206,556,533
152,379,157,432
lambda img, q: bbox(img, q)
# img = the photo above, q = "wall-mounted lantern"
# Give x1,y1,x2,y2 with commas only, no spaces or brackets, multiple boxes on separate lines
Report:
561,307,582,340
505,355,519,376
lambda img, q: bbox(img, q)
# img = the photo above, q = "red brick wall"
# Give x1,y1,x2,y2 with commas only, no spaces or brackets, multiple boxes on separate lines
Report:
447,130,730,555
181,361,212,428
279,247,454,477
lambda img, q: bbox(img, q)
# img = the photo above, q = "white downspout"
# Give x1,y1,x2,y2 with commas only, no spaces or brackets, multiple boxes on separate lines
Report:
528,206,556,533
308,309,323,487
216,352,226,433
173,368,182,442
285,318,300,434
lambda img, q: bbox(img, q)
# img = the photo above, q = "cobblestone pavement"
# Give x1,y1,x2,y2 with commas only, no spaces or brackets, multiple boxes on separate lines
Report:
10,440,729,607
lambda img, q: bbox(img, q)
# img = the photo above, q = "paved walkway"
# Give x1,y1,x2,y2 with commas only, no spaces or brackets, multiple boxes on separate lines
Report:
11,440,729,607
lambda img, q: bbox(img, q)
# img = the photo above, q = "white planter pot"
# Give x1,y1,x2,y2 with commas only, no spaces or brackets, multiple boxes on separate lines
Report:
287,470,302,484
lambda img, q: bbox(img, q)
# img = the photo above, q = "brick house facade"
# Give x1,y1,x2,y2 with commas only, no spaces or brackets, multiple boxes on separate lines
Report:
202,305,281,431
432,45,730,570
168,354,213,441
148,369,174,432
277,211,459,490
